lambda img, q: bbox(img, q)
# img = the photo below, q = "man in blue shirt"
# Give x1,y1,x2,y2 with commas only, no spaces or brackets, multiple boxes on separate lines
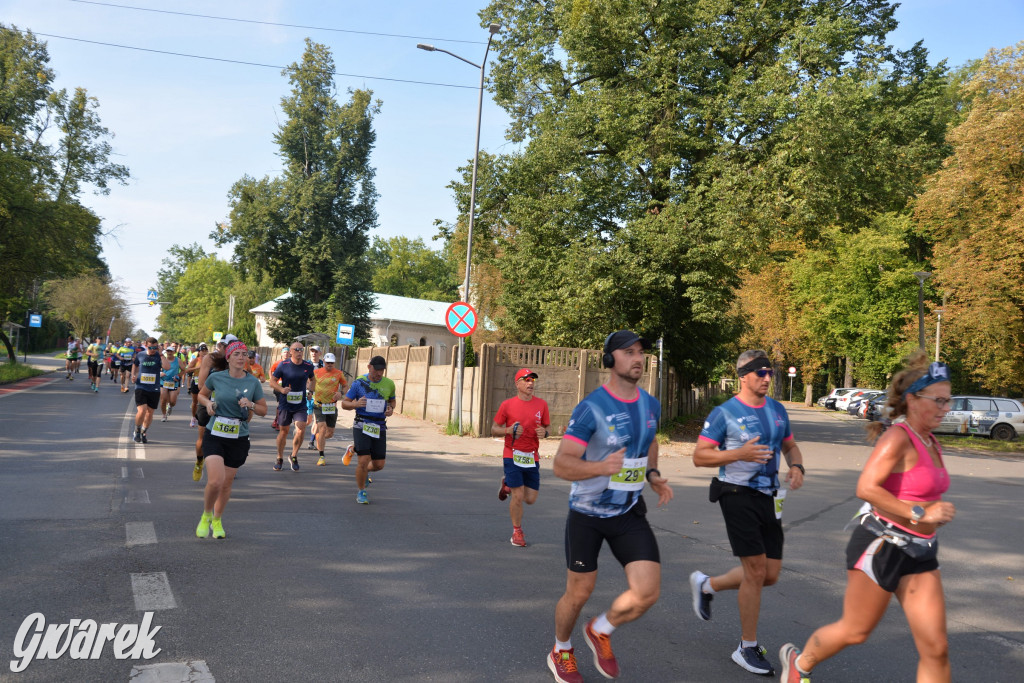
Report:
342,356,396,505
269,342,316,472
546,330,673,683
130,337,170,444
690,349,806,677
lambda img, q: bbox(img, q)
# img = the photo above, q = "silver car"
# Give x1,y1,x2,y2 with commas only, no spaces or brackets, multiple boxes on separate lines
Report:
934,396,1024,441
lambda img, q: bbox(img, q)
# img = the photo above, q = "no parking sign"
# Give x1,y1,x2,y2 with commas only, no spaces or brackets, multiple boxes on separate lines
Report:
445,302,477,338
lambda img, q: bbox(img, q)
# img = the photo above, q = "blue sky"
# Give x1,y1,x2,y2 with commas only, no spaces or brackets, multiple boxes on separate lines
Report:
2,0,1022,335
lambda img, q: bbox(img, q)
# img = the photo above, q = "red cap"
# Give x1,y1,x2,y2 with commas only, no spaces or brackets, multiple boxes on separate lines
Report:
514,368,538,382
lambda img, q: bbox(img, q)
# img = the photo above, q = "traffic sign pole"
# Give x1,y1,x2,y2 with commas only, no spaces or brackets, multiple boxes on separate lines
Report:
444,302,479,434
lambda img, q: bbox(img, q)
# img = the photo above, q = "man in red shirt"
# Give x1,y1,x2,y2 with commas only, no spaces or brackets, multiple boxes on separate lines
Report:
491,368,551,547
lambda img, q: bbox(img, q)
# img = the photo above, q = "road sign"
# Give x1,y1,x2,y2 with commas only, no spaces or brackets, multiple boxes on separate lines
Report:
336,323,355,345
788,366,796,377
146,289,158,302
28,314,42,328
212,331,223,343
445,302,478,338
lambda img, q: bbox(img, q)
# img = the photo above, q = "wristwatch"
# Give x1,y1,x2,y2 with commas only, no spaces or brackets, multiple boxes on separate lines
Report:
909,505,926,525
645,468,661,483
791,463,805,475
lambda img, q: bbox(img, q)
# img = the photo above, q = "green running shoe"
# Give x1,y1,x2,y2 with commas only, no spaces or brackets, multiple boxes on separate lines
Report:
211,517,225,539
196,511,212,538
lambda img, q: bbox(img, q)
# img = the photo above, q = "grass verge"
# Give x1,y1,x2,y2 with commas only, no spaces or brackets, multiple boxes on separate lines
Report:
0,361,46,384
935,434,1024,454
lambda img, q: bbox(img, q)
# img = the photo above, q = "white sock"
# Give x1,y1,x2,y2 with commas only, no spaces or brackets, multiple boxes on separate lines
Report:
592,613,615,636
555,638,572,652
742,639,758,649
702,577,716,594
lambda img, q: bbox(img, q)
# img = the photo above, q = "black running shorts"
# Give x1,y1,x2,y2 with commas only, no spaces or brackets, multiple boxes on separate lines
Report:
564,497,660,573
134,388,160,409
313,403,338,428
846,525,939,592
201,432,250,469
352,421,387,460
719,488,784,559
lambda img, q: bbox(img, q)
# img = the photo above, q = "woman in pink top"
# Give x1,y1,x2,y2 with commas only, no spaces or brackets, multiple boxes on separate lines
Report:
780,351,957,683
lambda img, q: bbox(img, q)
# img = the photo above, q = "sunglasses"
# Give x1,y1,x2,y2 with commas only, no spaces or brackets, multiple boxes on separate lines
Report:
290,347,304,352
753,368,774,378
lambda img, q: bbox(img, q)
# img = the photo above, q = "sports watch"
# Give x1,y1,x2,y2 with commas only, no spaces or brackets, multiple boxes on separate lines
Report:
909,505,926,524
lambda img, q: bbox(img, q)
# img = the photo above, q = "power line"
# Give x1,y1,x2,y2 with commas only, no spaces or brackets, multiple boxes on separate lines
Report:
29,31,478,90
67,0,488,45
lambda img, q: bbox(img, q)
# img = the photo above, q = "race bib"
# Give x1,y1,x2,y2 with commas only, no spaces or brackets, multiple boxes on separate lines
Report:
361,422,381,439
162,380,176,389
210,416,240,439
512,450,536,468
774,489,787,520
319,402,336,415
140,373,157,384
286,391,303,404
607,457,647,491
365,398,386,414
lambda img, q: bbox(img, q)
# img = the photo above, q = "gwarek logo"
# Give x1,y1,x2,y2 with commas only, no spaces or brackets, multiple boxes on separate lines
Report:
9,612,162,673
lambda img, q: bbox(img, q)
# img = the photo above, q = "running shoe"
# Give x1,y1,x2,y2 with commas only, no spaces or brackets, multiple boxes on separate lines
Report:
196,511,212,538
732,643,775,676
133,428,141,443
271,418,279,430
689,570,713,621
140,431,148,444
356,489,369,504
342,444,355,466
273,459,283,471
511,527,526,547
190,417,198,427
211,517,225,539
547,647,583,683
192,458,204,482
308,435,317,450
167,406,172,417
584,618,620,679
316,455,326,466
162,413,168,422
779,643,812,682
290,456,299,472
498,477,511,501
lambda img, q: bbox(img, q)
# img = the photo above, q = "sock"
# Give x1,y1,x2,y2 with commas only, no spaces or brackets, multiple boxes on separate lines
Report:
702,578,716,594
742,640,757,649
319,451,324,457
555,638,572,652
592,613,615,636
796,655,811,675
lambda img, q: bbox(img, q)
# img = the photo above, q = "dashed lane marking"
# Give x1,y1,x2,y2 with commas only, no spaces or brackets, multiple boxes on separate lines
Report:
129,660,215,682
130,572,177,610
125,489,151,504
126,522,157,547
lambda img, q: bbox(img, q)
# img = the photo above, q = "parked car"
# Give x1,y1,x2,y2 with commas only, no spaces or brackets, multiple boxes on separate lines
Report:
824,388,856,410
933,396,1024,441
836,389,870,412
849,391,883,417
866,393,890,423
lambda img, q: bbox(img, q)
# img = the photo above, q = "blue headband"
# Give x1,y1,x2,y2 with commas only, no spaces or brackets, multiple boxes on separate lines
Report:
904,362,951,397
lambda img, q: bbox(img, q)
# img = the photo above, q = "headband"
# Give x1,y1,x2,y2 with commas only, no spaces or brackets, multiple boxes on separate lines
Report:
904,361,950,397
225,340,248,357
737,357,772,377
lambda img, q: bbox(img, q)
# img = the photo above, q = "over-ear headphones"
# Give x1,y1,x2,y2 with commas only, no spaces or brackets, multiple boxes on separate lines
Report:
602,332,616,369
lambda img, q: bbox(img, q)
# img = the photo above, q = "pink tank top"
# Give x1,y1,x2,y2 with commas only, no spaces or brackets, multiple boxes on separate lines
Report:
880,423,949,501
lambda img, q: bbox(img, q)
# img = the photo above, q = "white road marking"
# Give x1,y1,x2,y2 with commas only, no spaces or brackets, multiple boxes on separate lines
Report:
129,660,215,682
126,522,157,547
983,633,1024,654
122,466,129,478
118,401,135,459
130,572,177,610
125,490,151,504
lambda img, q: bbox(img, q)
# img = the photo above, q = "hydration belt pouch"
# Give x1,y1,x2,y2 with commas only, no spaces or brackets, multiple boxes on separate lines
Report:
857,510,938,562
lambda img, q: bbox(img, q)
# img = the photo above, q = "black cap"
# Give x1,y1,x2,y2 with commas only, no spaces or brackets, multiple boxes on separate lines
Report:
604,330,652,354
369,355,387,369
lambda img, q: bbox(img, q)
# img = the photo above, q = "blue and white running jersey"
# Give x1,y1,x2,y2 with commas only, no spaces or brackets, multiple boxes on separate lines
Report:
698,396,793,494
563,385,661,518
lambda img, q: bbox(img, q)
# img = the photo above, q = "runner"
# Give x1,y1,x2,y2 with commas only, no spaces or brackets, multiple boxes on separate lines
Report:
118,338,135,393
491,367,550,547
130,337,170,444
185,343,209,428
690,349,806,677
311,352,348,466
309,345,324,369
64,336,79,380
74,338,84,374
191,340,230,481
306,345,325,450
195,339,268,540
106,341,117,381
341,356,396,504
268,342,316,471
779,355,954,683
246,350,265,382
159,345,182,421
546,330,672,683
85,337,105,392
269,346,289,430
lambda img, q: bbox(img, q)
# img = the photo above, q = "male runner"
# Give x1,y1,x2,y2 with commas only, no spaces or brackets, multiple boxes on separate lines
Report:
85,337,105,392
547,330,672,683
131,337,170,444
118,338,135,392
159,345,182,421
341,356,395,504
691,349,806,677
306,345,325,449
312,352,348,466
269,342,316,471
65,336,79,380
492,368,550,547
185,343,208,428
269,346,289,430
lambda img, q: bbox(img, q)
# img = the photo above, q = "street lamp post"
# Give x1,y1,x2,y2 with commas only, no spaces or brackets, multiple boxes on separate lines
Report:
418,22,501,435
914,271,931,350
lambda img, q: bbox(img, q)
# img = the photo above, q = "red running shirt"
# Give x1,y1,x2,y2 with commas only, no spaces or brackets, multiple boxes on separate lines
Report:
494,396,550,460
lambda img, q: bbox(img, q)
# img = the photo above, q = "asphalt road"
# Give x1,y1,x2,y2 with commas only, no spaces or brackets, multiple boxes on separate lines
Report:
0,368,1022,682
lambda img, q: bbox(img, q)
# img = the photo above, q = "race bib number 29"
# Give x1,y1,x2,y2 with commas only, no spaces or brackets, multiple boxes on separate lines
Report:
607,457,647,491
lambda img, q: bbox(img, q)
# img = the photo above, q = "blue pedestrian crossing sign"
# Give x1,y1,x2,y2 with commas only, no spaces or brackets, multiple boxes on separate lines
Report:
336,323,355,345
146,289,158,302
445,302,477,338
28,314,42,328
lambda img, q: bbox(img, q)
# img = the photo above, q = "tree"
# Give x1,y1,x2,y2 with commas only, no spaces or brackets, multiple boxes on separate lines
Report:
915,42,1024,394
216,39,380,343
44,272,130,340
367,236,458,301
0,25,128,360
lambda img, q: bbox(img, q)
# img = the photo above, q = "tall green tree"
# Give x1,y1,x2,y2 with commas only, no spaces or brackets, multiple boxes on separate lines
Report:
0,25,128,360
43,272,130,341
461,0,950,383
367,236,457,301
216,39,380,342
154,242,208,334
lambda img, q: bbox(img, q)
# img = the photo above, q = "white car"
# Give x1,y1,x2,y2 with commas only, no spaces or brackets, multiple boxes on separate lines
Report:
934,396,1024,441
823,387,856,410
835,389,870,412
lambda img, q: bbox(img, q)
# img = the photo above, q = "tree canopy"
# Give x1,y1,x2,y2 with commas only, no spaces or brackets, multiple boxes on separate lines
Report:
367,236,458,302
